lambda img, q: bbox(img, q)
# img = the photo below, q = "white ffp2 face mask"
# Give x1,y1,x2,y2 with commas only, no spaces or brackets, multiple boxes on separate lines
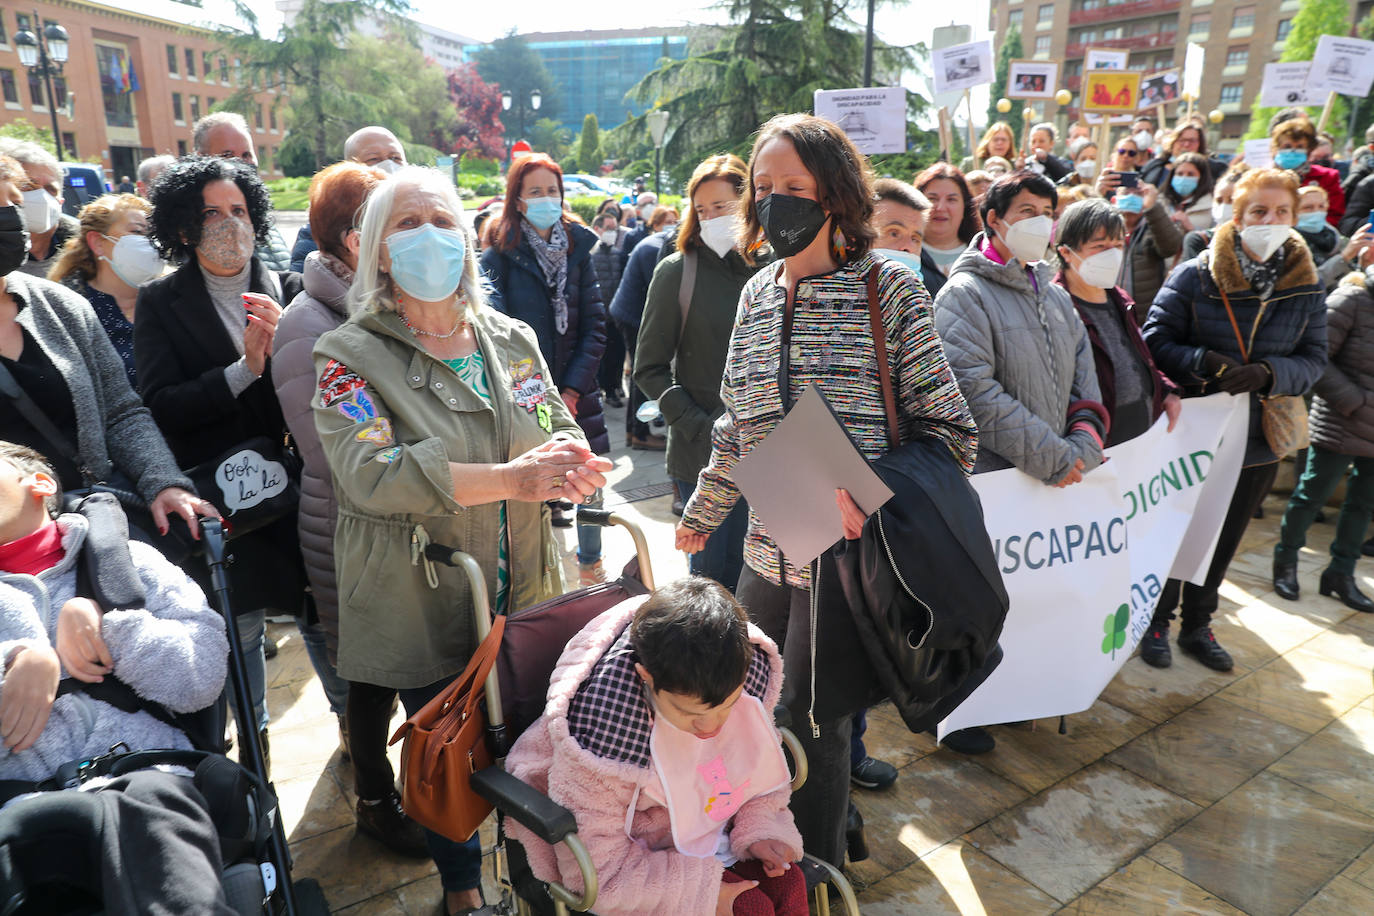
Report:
998,214,1054,264
1212,201,1234,224
698,214,740,258
1240,225,1291,262
1069,247,1124,289
21,189,59,235
101,234,164,287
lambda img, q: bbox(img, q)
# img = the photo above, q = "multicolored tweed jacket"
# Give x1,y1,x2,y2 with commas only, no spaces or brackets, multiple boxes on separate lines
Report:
680,250,978,588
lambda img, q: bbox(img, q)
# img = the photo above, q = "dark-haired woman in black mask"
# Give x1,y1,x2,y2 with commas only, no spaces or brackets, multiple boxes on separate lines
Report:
675,114,978,870
0,153,208,534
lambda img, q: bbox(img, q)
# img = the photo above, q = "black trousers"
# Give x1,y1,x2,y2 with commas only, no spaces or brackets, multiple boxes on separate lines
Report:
618,319,650,442
346,679,400,800
597,320,626,395
1151,461,1279,632
737,566,852,868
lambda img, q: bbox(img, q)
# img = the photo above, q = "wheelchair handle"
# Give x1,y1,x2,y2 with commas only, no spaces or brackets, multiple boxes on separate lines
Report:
779,726,807,793
573,509,655,591
547,832,599,913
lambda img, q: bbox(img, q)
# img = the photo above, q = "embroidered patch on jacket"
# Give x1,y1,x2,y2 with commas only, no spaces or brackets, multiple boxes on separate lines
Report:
510,358,549,412
336,389,377,424
355,418,394,446
374,446,401,464
318,359,367,408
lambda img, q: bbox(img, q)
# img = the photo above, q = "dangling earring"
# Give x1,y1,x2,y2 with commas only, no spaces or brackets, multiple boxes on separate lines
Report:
832,224,847,261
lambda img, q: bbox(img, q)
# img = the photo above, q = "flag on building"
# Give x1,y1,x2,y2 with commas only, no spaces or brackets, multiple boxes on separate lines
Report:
126,57,140,93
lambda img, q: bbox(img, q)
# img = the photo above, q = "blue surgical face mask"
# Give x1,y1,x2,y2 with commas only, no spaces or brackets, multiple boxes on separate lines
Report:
523,196,564,231
1275,149,1308,170
1115,193,1144,214
1170,175,1199,197
1297,211,1329,233
385,224,467,302
878,247,924,282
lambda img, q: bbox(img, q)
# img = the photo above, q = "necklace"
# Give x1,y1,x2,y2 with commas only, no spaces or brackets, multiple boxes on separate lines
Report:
399,307,468,339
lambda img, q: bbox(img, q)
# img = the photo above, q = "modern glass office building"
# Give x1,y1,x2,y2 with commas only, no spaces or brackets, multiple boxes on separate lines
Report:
466,28,690,132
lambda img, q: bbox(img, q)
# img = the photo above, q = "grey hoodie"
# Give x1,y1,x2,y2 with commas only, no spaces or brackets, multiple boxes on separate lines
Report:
0,514,228,782
933,234,1104,484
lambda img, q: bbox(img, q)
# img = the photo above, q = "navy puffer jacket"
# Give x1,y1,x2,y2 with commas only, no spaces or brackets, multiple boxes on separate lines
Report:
1142,220,1328,466
481,220,610,454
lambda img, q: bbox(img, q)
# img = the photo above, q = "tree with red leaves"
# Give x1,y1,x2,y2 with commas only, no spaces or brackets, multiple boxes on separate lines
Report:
447,63,505,160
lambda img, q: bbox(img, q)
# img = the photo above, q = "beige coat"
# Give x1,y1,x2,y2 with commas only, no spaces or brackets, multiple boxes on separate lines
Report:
313,306,582,688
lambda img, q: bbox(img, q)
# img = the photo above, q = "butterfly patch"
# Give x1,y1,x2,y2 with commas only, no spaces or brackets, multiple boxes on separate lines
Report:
319,359,367,408
355,418,394,447
374,446,401,465
336,389,377,424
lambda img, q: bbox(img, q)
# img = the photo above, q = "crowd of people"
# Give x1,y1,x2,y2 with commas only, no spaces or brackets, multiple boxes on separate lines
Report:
0,97,1370,915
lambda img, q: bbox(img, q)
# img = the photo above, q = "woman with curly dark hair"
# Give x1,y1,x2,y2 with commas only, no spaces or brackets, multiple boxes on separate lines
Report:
135,155,305,762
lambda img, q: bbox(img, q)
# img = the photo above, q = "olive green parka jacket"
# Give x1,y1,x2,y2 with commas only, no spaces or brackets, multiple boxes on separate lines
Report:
313,306,582,688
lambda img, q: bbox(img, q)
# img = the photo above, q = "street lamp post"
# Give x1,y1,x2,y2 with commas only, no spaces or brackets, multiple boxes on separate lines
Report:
646,109,669,198
501,88,542,167
14,14,69,161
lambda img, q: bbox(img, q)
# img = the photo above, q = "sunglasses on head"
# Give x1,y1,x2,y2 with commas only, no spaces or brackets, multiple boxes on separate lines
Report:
1117,148,1139,156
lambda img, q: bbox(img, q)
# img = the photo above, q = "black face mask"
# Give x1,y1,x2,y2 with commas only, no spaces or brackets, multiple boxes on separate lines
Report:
0,205,29,276
756,193,829,258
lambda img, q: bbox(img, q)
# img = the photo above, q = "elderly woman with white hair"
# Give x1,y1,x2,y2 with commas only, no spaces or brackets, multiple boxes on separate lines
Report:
312,166,610,916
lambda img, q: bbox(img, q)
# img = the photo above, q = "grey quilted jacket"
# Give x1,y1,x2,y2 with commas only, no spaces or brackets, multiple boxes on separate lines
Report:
934,235,1105,484
1310,268,1374,459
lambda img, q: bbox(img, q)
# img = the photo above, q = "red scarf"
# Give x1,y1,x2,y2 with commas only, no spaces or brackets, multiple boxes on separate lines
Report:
0,521,65,576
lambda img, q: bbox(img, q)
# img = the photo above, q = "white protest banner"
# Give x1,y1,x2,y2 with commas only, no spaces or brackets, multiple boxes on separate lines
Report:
1306,34,1374,98
931,24,974,111
1182,42,1206,99
932,40,994,93
1242,139,1274,169
1260,62,1316,107
938,395,1247,737
814,87,908,154
1168,394,1249,584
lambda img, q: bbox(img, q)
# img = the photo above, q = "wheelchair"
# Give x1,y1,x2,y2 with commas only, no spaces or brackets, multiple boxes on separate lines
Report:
0,511,328,916
418,508,861,916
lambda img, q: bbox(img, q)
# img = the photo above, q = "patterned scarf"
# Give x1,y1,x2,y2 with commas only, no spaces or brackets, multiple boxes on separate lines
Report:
1234,233,1284,302
521,219,570,335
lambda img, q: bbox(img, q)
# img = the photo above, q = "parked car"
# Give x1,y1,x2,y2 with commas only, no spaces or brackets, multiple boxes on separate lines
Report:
61,163,110,216
562,173,616,198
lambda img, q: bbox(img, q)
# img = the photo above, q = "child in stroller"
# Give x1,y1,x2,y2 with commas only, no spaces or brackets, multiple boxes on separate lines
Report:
504,577,807,916
0,442,236,914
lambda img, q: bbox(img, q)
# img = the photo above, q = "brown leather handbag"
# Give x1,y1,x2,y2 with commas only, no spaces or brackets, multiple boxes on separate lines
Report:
389,614,506,842
1217,286,1310,458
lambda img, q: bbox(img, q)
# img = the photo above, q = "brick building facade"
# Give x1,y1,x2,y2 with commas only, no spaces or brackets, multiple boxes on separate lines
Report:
0,0,284,183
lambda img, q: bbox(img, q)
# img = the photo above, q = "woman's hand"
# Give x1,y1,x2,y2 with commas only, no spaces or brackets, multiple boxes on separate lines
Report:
1052,458,1086,488
0,644,59,751
836,488,867,540
243,293,282,378
1095,169,1123,198
502,439,609,503
1342,224,1372,263
1163,393,1182,433
1139,181,1159,210
149,486,220,540
55,598,112,684
1173,210,1194,232
560,387,580,418
675,523,709,554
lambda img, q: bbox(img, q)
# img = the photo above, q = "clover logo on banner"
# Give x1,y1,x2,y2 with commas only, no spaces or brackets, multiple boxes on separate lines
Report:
1101,603,1129,659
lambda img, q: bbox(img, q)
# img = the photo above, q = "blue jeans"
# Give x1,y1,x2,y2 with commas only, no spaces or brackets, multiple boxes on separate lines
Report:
234,610,268,731
575,488,605,565
673,479,748,591
850,709,869,770
297,618,349,716
398,677,484,893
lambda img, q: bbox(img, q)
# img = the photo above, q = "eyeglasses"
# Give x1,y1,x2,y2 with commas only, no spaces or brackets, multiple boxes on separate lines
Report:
1116,148,1139,156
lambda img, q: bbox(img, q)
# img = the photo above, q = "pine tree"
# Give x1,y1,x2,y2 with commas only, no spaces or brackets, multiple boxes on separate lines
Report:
575,114,601,174
1244,0,1354,141
987,27,1026,148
